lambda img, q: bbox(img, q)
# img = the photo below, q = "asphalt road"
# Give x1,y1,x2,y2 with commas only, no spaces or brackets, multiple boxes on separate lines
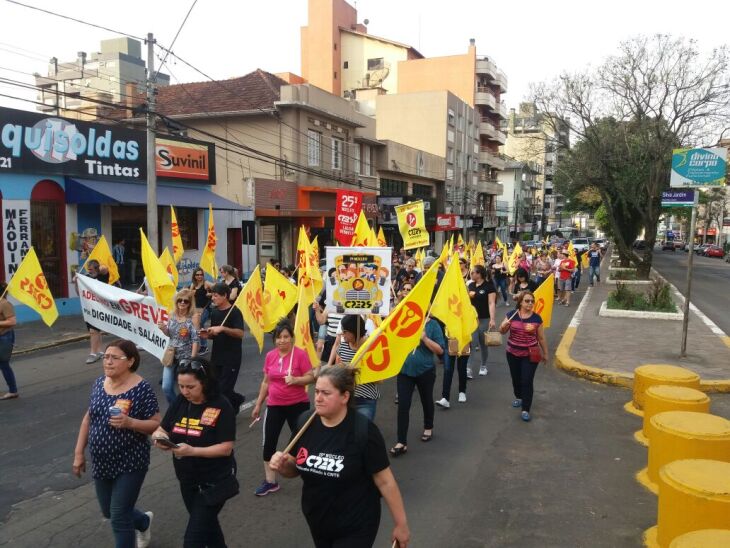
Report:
4,291,728,547
651,248,730,334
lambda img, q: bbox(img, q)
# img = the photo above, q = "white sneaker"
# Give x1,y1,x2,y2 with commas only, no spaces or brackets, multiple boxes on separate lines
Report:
458,392,467,403
466,368,473,379
136,511,153,548
85,353,100,364
435,397,450,409
479,366,488,376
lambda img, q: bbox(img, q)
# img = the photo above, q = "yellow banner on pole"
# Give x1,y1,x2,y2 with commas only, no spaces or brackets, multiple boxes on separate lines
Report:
533,274,555,329
395,200,429,250
235,264,265,352
7,247,59,326
82,235,120,286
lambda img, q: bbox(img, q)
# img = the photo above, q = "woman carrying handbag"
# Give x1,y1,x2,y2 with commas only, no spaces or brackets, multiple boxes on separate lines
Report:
499,291,548,422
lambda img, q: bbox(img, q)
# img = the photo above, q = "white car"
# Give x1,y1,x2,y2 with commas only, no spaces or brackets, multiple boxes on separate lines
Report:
571,238,590,252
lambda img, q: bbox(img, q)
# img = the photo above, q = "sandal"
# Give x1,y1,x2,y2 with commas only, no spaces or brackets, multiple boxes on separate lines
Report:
389,445,407,457
0,393,19,400
421,431,433,442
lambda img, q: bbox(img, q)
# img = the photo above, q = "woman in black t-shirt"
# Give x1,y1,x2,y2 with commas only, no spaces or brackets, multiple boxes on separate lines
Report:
153,358,237,548
270,366,411,548
467,264,497,378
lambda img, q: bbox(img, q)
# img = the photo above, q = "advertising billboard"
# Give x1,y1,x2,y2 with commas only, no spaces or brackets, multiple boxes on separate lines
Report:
670,147,727,187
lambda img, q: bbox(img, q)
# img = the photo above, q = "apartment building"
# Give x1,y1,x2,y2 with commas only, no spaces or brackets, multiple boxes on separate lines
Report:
502,102,570,235
153,70,380,266
34,37,169,121
497,160,542,239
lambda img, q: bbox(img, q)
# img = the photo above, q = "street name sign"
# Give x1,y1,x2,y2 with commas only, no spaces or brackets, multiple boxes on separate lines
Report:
661,189,696,207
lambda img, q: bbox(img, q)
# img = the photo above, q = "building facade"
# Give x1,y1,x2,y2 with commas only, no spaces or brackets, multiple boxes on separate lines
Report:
502,102,570,235
496,160,542,240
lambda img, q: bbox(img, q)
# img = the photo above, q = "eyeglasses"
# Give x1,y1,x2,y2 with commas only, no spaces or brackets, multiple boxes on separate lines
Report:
523,299,535,304
102,354,129,361
177,299,190,304
177,359,207,376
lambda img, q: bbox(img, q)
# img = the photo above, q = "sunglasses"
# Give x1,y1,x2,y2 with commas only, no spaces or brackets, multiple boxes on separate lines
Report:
177,299,190,304
177,359,207,376
523,299,535,304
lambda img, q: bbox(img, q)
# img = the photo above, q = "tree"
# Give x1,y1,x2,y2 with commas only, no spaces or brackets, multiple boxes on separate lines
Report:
534,35,730,277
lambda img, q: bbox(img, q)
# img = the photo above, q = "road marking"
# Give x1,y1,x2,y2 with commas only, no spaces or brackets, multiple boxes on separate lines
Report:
569,286,591,328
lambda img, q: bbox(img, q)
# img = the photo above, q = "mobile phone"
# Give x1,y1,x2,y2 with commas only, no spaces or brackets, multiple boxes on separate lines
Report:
153,436,180,449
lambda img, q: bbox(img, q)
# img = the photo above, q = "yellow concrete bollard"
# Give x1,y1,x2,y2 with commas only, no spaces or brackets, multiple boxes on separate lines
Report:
643,459,730,547
627,365,701,417
636,411,730,495
669,529,730,547
634,386,710,447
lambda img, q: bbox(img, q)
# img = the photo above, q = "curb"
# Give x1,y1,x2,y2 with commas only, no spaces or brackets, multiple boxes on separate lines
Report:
552,254,730,393
12,334,90,356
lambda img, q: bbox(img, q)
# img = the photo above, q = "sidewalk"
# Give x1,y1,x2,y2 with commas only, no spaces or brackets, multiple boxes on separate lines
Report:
555,260,730,392
12,314,89,355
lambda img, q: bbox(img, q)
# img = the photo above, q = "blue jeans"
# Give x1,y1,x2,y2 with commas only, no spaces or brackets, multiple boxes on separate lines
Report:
495,277,508,303
94,468,150,548
0,331,16,393
162,363,177,404
354,397,377,421
573,269,582,290
588,265,600,284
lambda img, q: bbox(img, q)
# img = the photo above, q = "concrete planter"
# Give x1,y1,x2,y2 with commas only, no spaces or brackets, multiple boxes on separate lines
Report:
605,277,653,285
599,301,682,320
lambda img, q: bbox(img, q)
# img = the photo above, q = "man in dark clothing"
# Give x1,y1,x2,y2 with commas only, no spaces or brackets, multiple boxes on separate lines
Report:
204,283,246,414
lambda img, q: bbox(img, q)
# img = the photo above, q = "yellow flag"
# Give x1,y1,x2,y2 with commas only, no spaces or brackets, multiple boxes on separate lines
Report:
507,242,523,275
369,226,378,248
495,236,504,250
567,241,576,261
350,210,371,246
297,227,323,299
456,233,465,251
82,235,119,285
199,204,218,278
533,274,555,329
377,226,387,247
159,247,179,287
311,236,320,264
350,265,438,383
414,248,423,270
235,264,264,352
293,283,319,369
262,263,297,332
7,247,58,326
170,206,184,263
470,241,485,269
395,200,429,250
140,228,176,309
581,252,589,269
431,252,477,351
436,241,449,268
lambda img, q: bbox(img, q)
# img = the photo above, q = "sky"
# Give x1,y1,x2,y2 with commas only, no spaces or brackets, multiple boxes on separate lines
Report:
1,0,728,114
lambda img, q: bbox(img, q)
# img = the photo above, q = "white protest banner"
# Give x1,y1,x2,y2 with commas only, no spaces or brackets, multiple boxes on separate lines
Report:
77,275,170,360
324,246,392,316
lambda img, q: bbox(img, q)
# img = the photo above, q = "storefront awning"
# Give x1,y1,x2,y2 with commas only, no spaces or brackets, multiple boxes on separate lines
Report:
65,179,248,210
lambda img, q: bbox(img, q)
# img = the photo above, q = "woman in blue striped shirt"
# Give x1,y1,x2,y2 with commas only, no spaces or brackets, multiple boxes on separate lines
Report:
336,315,380,421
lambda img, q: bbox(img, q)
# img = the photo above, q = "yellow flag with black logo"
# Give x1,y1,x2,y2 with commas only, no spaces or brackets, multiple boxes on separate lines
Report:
7,247,58,326
395,200,429,250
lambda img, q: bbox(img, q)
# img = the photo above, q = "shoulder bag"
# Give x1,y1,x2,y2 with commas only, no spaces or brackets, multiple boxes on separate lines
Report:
160,344,175,367
201,469,240,506
528,345,543,364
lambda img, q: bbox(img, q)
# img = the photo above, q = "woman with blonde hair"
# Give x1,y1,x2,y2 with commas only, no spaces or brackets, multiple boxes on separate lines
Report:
157,288,200,404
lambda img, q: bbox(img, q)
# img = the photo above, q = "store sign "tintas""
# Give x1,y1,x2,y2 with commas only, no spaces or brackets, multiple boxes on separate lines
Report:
0,106,145,182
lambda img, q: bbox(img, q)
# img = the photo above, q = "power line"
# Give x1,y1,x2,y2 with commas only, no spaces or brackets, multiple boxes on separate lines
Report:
5,0,145,41
155,0,197,80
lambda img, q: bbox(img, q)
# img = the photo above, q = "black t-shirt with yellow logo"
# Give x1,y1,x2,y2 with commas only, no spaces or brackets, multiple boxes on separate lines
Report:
161,394,236,482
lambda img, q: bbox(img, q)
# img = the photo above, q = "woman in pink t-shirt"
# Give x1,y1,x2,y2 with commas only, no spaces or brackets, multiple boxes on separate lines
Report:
252,319,315,496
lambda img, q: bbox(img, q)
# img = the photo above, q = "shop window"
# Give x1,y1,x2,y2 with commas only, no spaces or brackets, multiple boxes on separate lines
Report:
412,184,433,199
30,180,66,297
176,207,198,249
331,137,344,170
380,178,407,196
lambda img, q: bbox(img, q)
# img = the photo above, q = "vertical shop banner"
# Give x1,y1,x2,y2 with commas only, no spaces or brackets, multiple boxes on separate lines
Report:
325,246,392,316
77,275,170,360
395,200,429,250
3,200,31,282
335,190,363,245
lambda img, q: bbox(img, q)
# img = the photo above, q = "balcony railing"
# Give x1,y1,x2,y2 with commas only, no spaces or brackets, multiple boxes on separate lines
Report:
479,118,506,143
477,179,503,195
475,87,496,110
492,70,508,93
497,101,508,120
475,57,497,79
478,147,506,170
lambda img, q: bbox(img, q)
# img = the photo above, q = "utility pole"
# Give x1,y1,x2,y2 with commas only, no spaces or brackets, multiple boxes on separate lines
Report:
146,32,158,253
681,191,699,357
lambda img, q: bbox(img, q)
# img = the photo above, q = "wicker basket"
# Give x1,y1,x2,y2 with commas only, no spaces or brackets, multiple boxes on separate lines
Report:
484,330,502,347
447,338,471,356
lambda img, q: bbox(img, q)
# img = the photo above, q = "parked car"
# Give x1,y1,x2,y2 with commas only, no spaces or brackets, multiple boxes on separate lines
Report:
571,238,590,252
672,240,685,250
704,245,725,258
661,241,676,251
695,244,711,255
593,238,608,250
